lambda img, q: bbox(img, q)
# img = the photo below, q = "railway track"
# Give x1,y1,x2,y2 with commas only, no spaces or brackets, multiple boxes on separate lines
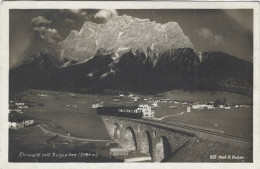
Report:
146,118,253,143
116,116,253,143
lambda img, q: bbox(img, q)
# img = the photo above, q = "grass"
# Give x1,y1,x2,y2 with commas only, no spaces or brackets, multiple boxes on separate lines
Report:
9,89,253,162
9,125,122,162
11,89,253,140
164,90,252,105
163,108,253,139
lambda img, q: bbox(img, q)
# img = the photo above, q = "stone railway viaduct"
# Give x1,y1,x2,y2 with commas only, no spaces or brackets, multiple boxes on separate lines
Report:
101,116,194,162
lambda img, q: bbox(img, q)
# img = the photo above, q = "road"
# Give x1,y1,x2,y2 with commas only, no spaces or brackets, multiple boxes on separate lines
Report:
154,111,185,120
37,124,112,142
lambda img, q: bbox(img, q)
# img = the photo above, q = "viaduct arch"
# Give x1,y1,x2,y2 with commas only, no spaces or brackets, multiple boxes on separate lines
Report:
101,116,193,162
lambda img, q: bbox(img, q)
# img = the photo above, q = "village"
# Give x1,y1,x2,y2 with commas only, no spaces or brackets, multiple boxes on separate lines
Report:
91,93,252,120
91,93,253,159
9,91,252,130
9,101,35,130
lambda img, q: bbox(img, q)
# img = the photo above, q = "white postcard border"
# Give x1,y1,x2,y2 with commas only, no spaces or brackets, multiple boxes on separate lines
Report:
0,1,259,169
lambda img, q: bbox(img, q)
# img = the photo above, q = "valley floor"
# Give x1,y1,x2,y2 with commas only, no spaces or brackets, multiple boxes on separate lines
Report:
8,89,253,162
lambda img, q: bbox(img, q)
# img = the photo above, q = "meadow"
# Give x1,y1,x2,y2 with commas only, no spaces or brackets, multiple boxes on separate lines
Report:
13,89,252,140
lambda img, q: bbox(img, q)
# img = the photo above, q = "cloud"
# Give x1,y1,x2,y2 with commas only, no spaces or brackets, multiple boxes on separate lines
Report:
31,16,52,26
61,9,92,20
94,9,118,22
33,26,62,44
194,28,225,46
31,15,62,45
64,18,75,27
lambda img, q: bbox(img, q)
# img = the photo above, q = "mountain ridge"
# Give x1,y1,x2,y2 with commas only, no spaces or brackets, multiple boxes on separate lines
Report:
9,48,253,95
9,15,252,95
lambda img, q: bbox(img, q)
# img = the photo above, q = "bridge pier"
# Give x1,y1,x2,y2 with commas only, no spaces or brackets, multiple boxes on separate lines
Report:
121,127,137,151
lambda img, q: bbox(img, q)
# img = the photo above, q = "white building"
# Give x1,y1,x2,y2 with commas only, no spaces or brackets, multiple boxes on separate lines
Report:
92,103,103,108
39,94,48,97
24,120,34,126
218,105,225,109
9,120,34,130
205,105,215,109
23,106,29,109
138,105,154,118
152,101,158,107
192,104,215,110
133,97,139,102
192,104,206,110
128,94,134,98
224,106,231,109
15,103,24,106
9,122,17,129
14,109,23,113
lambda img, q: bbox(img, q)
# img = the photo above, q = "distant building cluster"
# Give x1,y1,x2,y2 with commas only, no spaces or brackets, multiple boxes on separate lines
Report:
9,120,34,130
66,104,78,108
38,94,48,97
9,100,35,130
191,104,215,110
94,92,252,118
9,101,33,114
9,111,34,130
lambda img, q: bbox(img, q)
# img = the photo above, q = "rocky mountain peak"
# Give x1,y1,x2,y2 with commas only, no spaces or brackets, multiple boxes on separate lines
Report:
59,15,193,63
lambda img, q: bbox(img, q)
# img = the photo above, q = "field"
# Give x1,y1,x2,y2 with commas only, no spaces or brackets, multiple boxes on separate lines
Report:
162,108,253,139
12,89,253,139
14,90,110,139
9,89,253,162
9,125,121,162
164,90,252,104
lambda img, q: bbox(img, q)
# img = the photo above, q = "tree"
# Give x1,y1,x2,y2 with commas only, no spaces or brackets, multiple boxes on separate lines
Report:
223,97,226,105
214,99,222,107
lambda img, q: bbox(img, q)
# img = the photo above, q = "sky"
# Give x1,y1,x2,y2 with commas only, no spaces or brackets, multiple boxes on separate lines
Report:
9,9,253,69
